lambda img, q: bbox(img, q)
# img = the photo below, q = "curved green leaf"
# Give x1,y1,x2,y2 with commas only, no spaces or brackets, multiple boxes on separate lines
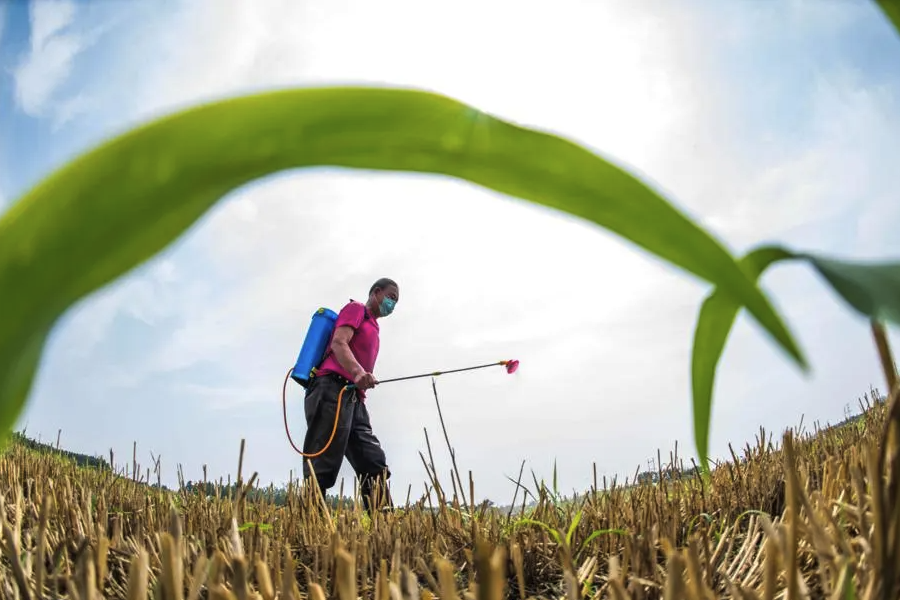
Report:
876,0,900,39
690,244,900,474
517,518,563,545
798,253,900,324
577,528,628,555
565,509,583,547
690,246,796,473
0,86,803,437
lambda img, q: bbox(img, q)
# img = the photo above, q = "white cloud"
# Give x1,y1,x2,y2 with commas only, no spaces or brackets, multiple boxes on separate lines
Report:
30,0,75,48
50,91,95,130
24,0,900,501
12,0,110,125
48,255,183,365
14,0,81,116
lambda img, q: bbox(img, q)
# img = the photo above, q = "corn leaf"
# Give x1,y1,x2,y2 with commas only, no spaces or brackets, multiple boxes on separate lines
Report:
0,86,804,438
689,0,900,465
691,245,900,473
876,0,900,39
801,254,900,324
690,247,796,473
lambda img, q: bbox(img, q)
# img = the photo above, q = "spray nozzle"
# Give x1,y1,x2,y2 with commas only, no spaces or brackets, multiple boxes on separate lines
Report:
502,359,519,374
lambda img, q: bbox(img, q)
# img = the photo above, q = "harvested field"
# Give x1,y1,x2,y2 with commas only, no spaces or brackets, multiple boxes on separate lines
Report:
0,387,898,600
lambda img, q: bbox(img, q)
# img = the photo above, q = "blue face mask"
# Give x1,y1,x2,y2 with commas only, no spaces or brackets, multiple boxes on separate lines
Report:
379,296,396,317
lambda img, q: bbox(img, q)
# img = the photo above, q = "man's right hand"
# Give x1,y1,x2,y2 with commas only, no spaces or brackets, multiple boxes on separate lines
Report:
354,372,378,390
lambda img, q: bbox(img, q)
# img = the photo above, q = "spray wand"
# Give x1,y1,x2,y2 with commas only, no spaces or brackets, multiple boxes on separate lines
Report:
367,359,520,386
282,359,519,458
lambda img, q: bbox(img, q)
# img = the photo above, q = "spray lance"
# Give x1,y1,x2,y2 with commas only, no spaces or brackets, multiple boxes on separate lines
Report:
281,307,519,457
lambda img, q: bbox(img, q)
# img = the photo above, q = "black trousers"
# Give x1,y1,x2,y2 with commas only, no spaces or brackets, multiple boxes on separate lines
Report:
302,373,392,512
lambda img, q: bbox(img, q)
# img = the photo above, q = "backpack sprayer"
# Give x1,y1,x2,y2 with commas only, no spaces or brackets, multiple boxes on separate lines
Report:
282,306,519,457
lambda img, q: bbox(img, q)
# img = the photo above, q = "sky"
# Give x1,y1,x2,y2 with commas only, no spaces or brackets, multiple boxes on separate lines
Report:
2,0,900,504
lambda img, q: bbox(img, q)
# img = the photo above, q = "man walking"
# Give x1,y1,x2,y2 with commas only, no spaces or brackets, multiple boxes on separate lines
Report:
302,277,399,513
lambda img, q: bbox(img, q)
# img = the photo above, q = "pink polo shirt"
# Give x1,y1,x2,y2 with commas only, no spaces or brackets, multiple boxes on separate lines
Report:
316,301,380,398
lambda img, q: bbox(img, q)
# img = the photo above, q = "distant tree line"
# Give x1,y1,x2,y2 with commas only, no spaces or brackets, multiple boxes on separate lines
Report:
181,480,355,508
10,431,111,471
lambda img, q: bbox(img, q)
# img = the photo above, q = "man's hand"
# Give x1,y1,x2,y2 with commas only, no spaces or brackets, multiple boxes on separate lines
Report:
354,372,378,391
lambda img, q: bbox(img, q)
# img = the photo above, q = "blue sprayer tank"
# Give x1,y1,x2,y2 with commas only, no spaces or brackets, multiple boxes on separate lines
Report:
290,307,339,388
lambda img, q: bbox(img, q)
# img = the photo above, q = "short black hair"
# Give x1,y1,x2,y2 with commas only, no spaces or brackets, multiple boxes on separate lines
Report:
369,278,398,296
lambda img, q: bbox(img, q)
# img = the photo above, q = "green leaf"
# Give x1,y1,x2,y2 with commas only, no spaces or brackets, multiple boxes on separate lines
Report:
685,512,713,535
837,558,858,600
690,246,796,474
799,253,900,324
876,0,900,39
565,509,583,547
0,86,804,437
517,518,563,545
578,528,628,555
690,244,900,474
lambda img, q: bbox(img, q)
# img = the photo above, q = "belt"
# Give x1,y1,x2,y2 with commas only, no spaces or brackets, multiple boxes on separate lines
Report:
317,371,354,388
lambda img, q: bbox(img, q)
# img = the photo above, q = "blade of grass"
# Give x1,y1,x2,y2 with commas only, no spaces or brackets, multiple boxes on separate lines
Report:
578,529,628,555
516,518,562,545
0,86,803,437
565,510,583,548
690,244,900,476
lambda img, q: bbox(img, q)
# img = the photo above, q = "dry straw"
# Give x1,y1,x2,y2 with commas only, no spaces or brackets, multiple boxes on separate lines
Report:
0,389,895,599
0,325,897,600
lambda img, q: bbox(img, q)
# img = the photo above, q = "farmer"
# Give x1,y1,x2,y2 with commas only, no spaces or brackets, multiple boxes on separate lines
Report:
302,277,399,514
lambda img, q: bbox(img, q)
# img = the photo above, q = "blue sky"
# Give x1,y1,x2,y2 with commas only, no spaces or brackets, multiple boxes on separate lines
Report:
2,0,900,503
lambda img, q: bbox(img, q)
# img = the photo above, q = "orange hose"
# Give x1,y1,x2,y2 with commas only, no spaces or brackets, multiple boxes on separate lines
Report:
282,368,348,458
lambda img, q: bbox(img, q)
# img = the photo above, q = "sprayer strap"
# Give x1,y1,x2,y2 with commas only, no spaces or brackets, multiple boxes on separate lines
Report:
318,300,370,368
